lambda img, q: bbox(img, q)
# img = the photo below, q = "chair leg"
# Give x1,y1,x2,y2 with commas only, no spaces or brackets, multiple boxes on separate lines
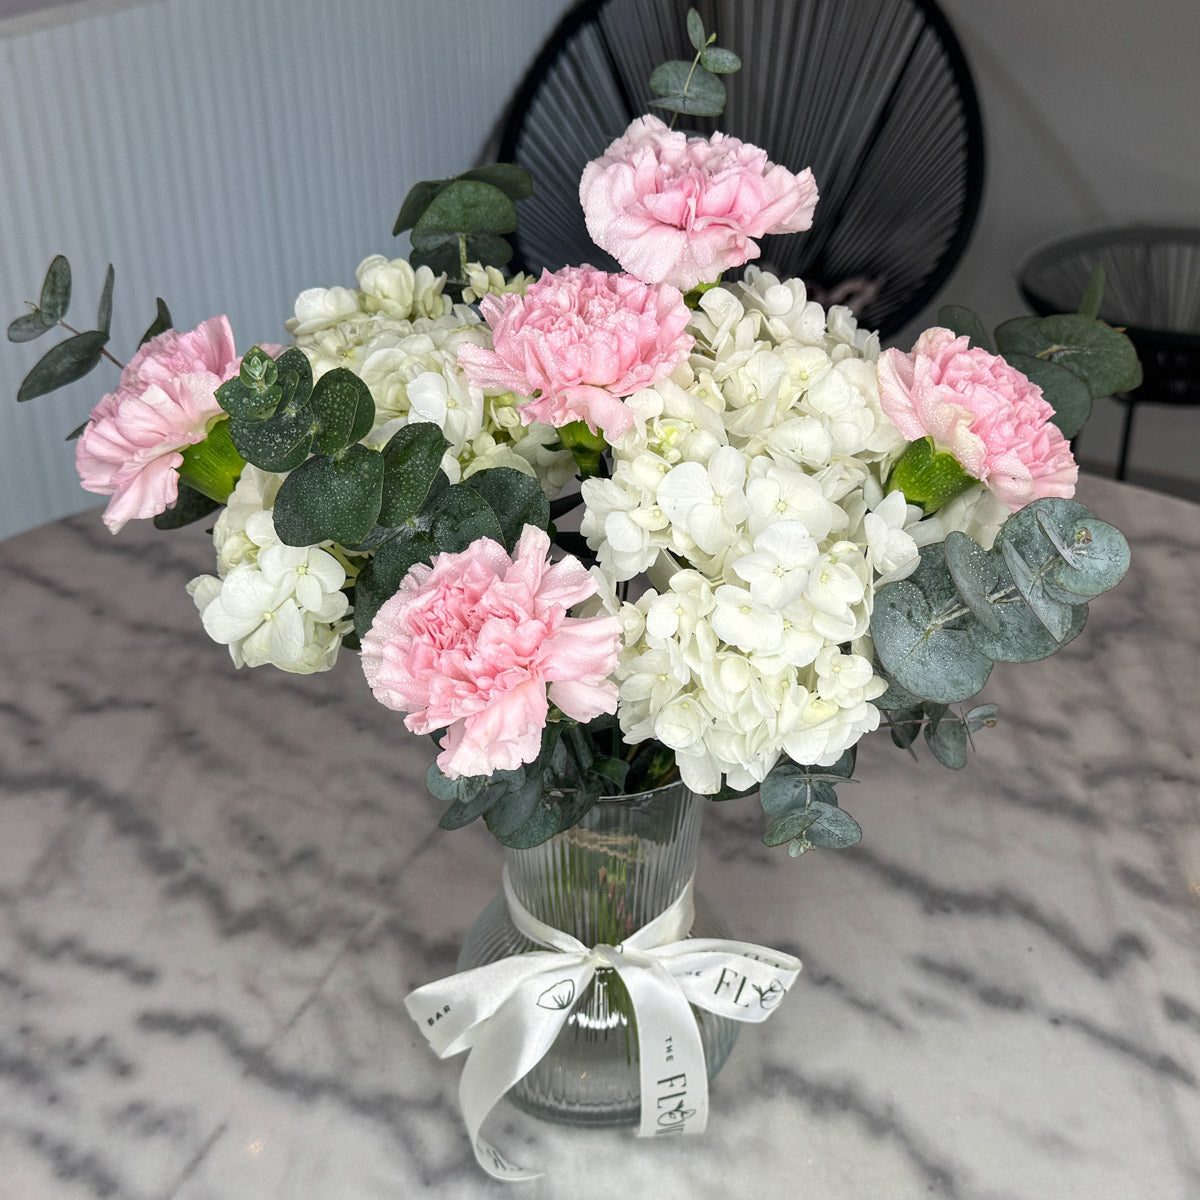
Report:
1115,395,1136,482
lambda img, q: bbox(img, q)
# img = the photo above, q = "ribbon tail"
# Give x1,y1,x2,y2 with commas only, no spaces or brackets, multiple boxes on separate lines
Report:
611,957,710,1139
459,960,596,1181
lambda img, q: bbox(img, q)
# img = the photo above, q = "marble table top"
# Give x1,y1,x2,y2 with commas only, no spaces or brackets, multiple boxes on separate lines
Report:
1,474,1198,1200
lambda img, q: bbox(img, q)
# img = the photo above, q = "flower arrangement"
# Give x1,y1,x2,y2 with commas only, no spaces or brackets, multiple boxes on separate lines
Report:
8,10,1136,860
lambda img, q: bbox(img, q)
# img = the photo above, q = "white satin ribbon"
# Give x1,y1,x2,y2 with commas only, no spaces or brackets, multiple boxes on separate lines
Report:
404,868,802,1181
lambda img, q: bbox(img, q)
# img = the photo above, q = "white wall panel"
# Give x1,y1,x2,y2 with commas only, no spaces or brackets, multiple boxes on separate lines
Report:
0,0,573,538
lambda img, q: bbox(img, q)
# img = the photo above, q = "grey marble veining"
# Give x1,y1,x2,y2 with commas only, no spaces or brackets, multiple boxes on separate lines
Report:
1,474,1198,1200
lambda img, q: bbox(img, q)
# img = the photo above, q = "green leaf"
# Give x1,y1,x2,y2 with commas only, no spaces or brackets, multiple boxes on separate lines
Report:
924,714,968,769
686,7,705,49
1001,351,1093,438
459,163,533,201
39,255,71,324
762,807,821,846
1078,263,1105,321
411,180,519,247
497,802,562,850
139,298,173,347
999,540,1074,642
96,263,115,335
6,311,52,343
967,589,1087,663
309,368,375,455
352,529,439,639
886,705,925,750
966,703,1000,733
1049,517,1131,598
272,444,384,546
760,757,849,816
217,346,282,420
430,482,505,550
153,483,221,529
802,801,863,850
700,45,741,73
942,531,1004,634
482,766,542,839
410,233,514,278
872,578,993,704
393,178,448,236
648,61,727,116
462,466,551,550
17,329,109,402
994,313,1140,398
936,305,994,352
589,755,630,792
378,422,450,526
229,406,314,472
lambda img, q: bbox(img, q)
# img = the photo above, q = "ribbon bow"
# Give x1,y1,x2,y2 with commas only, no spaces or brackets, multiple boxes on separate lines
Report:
405,868,801,1181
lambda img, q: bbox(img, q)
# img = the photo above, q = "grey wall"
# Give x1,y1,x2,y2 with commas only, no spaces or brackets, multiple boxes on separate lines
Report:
2,0,1197,540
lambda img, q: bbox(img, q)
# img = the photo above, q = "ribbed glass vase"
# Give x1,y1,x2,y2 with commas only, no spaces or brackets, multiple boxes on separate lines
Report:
457,780,740,1127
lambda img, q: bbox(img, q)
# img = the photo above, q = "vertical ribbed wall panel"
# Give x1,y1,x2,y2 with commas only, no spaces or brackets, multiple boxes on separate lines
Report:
0,0,573,538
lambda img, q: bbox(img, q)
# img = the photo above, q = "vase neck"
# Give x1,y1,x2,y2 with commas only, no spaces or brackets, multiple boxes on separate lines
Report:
504,783,701,945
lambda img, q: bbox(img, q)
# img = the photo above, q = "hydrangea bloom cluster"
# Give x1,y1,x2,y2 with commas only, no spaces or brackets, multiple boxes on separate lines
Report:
186,467,353,674
287,254,575,494
580,269,999,793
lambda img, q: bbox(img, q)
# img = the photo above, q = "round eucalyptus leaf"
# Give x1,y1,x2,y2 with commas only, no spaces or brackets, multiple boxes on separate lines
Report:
379,422,449,526
6,310,53,343
762,807,820,847
994,313,1139,398
872,580,993,704
968,592,1087,662
430,482,505,552
393,178,447,237
924,716,968,769
459,163,533,201
648,62,726,116
935,304,994,352
309,368,375,455
412,180,518,243
352,529,439,639
1051,518,1131,597
229,406,314,472
462,466,551,551
686,7,706,49
998,540,1076,643
801,801,863,850
1002,351,1093,438
701,46,742,73
995,497,1092,565
943,531,1004,633
272,444,384,547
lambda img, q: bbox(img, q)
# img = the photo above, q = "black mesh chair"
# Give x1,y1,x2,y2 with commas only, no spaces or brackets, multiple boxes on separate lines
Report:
1018,226,1200,480
497,0,985,337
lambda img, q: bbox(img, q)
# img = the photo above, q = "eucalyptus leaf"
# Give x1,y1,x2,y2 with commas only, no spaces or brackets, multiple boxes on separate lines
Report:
762,808,820,847
96,263,115,335
686,7,705,49
943,531,1004,634
967,590,1087,663
462,466,550,550
1002,351,1093,438
936,304,993,351
393,178,448,236
800,801,863,850
760,760,838,816
229,406,314,472
6,311,52,343
430,482,505,551
378,422,449,526
1000,540,1075,642
217,347,282,420
459,163,533,201
1078,263,1105,321
139,298,172,347
1050,517,1131,598
886,705,925,751
17,329,109,402
872,579,993,704
352,529,439,639
648,61,726,116
496,802,562,850
965,703,1000,733
39,255,71,324
271,444,384,546
994,313,1140,398
309,368,375,455
482,767,542,839
924,714,968,769
700,46,741,73
411,180,519,244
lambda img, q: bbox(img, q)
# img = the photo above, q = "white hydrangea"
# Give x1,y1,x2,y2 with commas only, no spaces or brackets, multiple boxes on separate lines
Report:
286,256,573,497
186,467,353,675
585,270,925,792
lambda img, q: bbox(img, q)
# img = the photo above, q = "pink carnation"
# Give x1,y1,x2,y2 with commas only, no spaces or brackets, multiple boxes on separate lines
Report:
578,115,819,293
458,265,692,439
75,316,244,533
360,525,621,779
878,327,1079,512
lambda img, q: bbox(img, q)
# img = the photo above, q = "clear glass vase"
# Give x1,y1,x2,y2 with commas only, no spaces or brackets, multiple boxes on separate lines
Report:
457,780,740,1127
